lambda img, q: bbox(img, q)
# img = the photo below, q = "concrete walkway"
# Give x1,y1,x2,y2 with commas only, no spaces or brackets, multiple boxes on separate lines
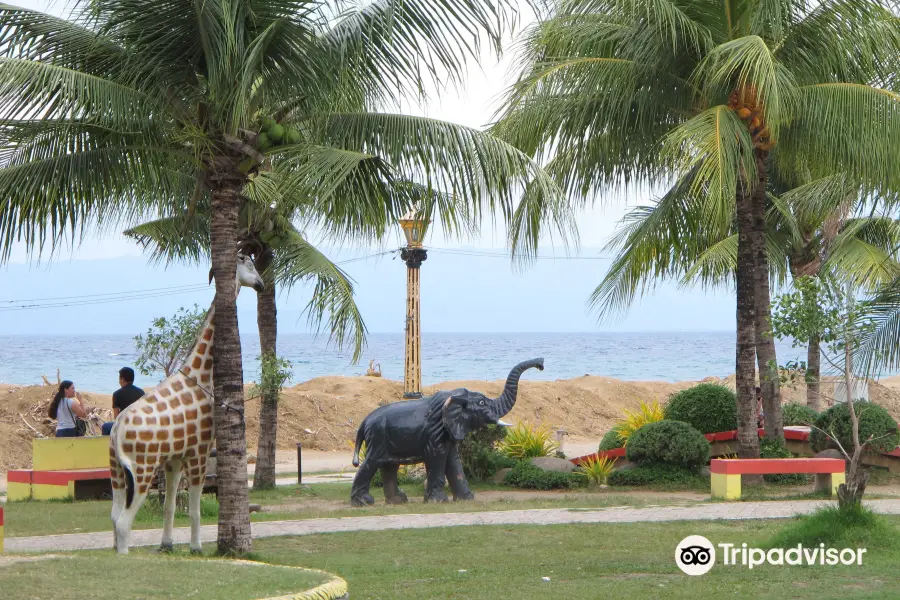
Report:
8,499,900,553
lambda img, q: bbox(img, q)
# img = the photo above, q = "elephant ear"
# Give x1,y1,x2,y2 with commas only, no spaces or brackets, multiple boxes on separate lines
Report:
442,395,469,442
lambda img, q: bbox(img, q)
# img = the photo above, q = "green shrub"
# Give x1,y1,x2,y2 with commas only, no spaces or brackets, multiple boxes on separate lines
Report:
626,420,710,467
607,464,705,487
759,437,809,485
498,421,559,459
599,428,624,451
459,425,509,481
576,456,616,486
766,504,900,551
663,383,737,434
782,402,819,426
503,462,583,490
810,401,900,454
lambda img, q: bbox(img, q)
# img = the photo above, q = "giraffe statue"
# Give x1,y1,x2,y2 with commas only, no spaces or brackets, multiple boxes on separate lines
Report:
109,252,265,554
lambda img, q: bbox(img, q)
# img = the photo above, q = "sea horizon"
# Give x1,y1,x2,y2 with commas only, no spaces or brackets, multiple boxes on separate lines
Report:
0,330,831,394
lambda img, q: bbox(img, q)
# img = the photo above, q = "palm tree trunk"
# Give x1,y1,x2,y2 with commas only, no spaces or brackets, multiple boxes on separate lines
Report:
253,246,279,490
209,174,252,555
736,166,762,460
807,333,821,411
752,151,784,443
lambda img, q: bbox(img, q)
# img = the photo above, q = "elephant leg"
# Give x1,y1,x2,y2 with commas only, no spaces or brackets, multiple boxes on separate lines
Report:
350,460,379,507
381,464,408,505
424,454,450,503
446,447,475,501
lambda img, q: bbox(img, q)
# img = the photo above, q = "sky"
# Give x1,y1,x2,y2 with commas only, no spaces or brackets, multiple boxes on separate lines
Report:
0,0,738,335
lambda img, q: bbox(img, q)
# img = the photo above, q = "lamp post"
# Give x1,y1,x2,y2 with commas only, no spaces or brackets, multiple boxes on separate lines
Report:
398,209,429,399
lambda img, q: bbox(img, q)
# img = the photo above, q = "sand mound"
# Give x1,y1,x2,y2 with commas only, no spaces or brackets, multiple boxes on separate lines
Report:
4,374,900,472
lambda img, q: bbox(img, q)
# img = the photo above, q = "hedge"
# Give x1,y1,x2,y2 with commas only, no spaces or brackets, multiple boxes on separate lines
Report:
625,420,710,468
810,401,900,454
663,383,737,434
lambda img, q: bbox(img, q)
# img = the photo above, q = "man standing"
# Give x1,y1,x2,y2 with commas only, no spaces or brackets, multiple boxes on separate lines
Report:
101,367,145,435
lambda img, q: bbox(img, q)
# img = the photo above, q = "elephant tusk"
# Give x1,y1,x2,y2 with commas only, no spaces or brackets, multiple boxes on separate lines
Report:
496,420,513,427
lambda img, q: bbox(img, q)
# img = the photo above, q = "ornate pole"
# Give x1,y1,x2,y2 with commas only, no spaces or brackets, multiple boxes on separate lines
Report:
401,247,427,398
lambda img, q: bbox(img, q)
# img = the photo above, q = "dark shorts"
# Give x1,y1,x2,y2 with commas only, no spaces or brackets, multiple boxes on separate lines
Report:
56,428,78,438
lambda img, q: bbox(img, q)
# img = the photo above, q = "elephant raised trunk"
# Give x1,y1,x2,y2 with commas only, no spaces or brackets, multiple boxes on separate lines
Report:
490,358,544,421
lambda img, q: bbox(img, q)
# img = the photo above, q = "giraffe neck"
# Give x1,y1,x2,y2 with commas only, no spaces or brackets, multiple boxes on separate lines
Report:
179,302,215,384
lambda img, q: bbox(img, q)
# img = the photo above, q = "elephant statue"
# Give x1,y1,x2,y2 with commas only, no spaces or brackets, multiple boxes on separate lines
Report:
349,358,544,506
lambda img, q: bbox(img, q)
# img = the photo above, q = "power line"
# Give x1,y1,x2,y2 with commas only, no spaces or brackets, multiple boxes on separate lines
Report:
0,287,210,312
0,283,208,304
427,247,615,260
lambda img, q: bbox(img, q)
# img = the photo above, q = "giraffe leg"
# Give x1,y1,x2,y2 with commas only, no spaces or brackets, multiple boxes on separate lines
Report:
160,460,183,552
188,483,203,554
114,486,150,555
110,470,126,552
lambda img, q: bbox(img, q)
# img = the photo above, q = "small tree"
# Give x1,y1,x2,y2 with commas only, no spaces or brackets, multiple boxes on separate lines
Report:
133,305,207,379
772,277,880,508
250,353,292,490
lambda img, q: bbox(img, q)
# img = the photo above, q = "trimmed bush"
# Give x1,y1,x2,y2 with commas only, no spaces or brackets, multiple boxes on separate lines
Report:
810,401,900,454
663,383,737,434
599,428,624,451
607,464,705,487
759,437,808,485
503,461,583,490
626,420,710,468
459,425,510,481
782,402,819,426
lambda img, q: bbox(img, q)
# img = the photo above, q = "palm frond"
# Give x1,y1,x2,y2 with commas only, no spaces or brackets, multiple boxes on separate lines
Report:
274,230,367,363
661,105,755,228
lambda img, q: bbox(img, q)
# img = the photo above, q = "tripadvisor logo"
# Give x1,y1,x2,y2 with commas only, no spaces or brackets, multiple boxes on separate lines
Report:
675,536,867,575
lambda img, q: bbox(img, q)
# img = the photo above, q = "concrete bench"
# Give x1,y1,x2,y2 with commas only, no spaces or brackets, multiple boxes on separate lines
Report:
710,458,845,500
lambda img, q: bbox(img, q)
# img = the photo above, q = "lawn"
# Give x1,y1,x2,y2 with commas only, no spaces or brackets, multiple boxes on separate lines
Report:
0,554,333,600
7,514,900,600
249,518,900,599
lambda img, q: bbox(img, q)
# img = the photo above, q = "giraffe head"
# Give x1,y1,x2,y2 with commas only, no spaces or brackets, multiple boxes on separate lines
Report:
209,252,265,297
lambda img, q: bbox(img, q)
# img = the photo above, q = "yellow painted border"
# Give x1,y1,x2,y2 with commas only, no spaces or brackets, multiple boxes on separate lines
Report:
227,560,348,600
31,482,73,501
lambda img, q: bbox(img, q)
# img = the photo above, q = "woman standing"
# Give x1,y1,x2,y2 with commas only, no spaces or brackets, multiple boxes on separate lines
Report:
49,380,88,437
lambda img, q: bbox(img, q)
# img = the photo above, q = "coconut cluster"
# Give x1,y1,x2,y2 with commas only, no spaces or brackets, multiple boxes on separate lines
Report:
256,116,300,150
728,87,773,151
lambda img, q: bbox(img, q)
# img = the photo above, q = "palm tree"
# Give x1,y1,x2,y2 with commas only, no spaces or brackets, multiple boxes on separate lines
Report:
493,0,900,457
0,0,567,553
125,181,460,489
591,171,900,417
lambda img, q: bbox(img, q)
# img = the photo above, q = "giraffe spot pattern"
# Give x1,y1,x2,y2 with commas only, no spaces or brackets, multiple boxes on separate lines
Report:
185,408,198,420
187,423,198,435
180,391,194,406
192,356,203,369
203,328,213,341
200,417,213,429
125,431,137,440
197,343,208,354
132,416,143,426
200,374,211,383
141,405,153,414
199,404,212,415
173,413,185,424
172,380,184,392
159,388,171,398
138,431,153,441
160,415,170,426
144,416,157,426
204,358,213,370
156,430,169,440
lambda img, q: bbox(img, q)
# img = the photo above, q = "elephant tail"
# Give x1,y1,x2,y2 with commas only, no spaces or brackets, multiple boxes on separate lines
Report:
352,425,365,467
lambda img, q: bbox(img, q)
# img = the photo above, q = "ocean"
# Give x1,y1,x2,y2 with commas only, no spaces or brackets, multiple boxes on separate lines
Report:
0,332,814,393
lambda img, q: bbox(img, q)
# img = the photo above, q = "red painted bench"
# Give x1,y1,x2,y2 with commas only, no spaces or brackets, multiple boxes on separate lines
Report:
711,458,845,499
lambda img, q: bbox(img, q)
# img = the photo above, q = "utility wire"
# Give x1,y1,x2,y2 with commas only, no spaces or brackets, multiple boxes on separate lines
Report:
1,248,609,312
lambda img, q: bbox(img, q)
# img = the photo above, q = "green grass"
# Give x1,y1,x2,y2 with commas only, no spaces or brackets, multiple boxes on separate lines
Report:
767,504,900,551
246,517,900,599
0,554,331,600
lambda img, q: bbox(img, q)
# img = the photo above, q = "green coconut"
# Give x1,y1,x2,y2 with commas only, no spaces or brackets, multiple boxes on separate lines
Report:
285,128,301,144
256,132,271,150
268,124,285,143
261,116,276,130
